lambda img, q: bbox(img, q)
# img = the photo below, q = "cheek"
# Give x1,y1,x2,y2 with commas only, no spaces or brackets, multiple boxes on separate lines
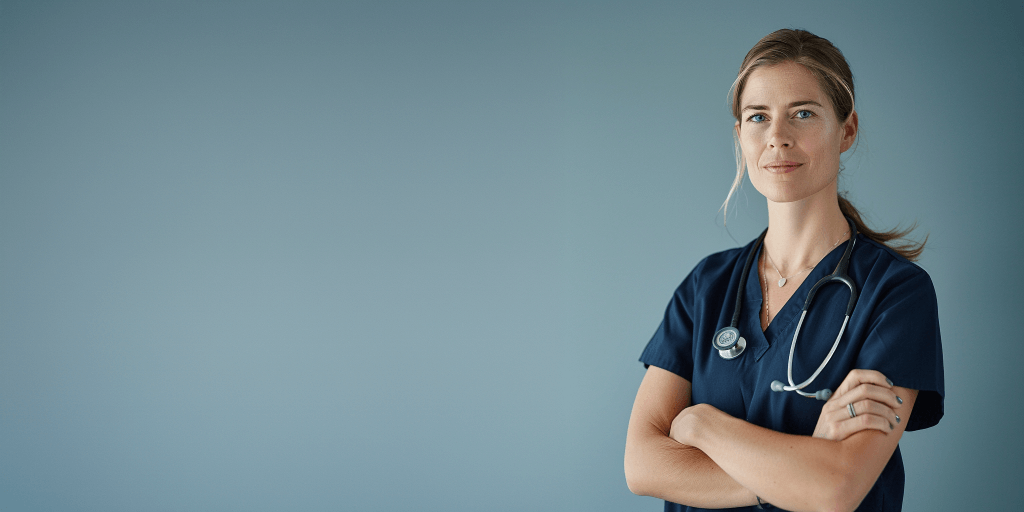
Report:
809,126,843,160
739,132,763,166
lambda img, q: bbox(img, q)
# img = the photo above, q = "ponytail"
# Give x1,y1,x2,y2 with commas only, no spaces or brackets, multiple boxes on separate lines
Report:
838,193,927,262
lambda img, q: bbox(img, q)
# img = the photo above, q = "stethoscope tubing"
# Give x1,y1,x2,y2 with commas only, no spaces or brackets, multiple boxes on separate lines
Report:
716,217,860,400
780,312,850,396
733,228,767,327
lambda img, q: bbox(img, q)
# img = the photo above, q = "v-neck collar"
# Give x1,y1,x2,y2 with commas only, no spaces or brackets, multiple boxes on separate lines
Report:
742,235,856,360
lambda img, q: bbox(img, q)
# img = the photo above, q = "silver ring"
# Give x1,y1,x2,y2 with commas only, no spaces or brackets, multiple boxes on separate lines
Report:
848,403,857,418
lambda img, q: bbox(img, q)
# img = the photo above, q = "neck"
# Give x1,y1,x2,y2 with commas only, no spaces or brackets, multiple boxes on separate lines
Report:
763,181,849,275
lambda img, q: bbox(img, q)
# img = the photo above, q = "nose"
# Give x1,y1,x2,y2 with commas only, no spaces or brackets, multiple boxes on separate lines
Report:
767,121,794,148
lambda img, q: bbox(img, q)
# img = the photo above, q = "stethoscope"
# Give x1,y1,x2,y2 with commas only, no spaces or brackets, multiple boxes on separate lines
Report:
710,217,859,401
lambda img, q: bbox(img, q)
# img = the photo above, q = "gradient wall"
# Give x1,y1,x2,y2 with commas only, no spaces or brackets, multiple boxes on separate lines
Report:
2,1,1021,510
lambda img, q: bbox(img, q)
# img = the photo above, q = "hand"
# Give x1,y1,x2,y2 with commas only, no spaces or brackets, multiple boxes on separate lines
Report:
812,369,904,441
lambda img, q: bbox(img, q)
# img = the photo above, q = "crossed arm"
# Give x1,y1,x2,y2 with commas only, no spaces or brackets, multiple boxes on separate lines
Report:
624,366,917,512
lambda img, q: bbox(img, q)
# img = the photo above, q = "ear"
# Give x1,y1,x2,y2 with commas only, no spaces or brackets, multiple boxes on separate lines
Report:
839,110,859,153
734,120,741,137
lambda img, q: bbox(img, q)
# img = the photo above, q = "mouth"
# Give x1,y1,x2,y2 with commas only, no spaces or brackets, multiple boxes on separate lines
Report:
763,161,803,174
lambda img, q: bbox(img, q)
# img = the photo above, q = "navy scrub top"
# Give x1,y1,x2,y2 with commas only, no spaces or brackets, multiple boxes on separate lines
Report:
640,233,944,512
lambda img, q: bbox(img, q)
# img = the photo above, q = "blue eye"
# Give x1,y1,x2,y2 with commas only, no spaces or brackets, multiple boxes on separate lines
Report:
748,114,766,123
795,110,814,119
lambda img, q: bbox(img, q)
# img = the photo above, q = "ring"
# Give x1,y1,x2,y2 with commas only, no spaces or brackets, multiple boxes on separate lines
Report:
848,403,857,418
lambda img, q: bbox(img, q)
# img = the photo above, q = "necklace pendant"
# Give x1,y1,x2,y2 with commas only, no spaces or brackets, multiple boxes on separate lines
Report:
777,277,787,287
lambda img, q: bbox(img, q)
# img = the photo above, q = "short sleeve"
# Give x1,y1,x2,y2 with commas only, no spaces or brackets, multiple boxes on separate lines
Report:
639,263,701,382
855,269,945,431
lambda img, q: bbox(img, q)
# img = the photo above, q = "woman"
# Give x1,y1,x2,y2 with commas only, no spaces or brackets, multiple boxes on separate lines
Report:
623,29,944,512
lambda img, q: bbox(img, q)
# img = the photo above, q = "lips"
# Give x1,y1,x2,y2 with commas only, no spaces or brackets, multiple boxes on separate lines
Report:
764,161,803,173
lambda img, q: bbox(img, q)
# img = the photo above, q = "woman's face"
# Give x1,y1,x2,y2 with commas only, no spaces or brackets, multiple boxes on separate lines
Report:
735,61,858,204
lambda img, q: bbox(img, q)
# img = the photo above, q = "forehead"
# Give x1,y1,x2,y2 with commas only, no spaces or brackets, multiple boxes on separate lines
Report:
741,61,828,106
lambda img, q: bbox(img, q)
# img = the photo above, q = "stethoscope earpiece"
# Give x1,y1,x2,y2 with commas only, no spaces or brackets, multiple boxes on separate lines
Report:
770,380,833,401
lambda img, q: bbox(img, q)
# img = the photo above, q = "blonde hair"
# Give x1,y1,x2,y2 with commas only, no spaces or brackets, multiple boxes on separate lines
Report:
722,29,926,261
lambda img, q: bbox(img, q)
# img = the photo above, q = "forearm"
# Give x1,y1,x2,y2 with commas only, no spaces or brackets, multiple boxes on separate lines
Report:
624,423,757,508
683,405,879,512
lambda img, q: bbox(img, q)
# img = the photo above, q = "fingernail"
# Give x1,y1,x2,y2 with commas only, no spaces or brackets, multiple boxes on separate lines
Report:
886,378,893,386
895,414,901,424
896,396,903,405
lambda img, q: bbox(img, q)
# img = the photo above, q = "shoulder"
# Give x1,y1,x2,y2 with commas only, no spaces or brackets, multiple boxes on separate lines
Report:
852,235,936,295
684,241,756,290
851,235,941,344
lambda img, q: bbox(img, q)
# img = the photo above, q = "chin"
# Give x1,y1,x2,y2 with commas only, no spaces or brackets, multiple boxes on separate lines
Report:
756,178,838,206
753,184,805,204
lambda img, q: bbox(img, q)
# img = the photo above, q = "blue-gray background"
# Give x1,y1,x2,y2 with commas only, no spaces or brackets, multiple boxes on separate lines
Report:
2,1,1021,510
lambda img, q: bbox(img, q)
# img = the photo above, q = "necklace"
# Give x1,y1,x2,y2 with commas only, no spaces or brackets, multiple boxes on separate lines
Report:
765,229,850,288
762,248,771,327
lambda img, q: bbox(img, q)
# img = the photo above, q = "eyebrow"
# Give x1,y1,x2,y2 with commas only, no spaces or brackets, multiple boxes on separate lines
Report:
741,100,825,112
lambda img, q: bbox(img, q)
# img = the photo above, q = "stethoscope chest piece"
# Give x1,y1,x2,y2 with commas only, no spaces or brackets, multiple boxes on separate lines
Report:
712,326,746,360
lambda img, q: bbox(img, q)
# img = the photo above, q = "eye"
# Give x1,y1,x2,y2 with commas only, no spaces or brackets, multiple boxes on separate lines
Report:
747,113,767,123
795,110,814,119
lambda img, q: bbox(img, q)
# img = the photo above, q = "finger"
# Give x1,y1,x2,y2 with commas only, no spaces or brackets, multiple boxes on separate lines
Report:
834,413,894,440
816,406,892,440
848,399,901,428
836,383,904,410
814,402,896,441
835,369,893,396
820,383,899,416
